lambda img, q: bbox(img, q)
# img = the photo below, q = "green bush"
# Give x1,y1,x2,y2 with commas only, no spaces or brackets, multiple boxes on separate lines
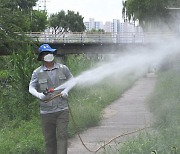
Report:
0,118,44,154
0,45,40,121
0,70,10,79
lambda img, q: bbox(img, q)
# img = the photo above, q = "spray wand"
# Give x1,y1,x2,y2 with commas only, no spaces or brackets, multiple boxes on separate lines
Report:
42,88,62,103
43,78,76,103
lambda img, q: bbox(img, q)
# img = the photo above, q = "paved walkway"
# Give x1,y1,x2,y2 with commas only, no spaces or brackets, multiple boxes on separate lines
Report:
68,73,156,154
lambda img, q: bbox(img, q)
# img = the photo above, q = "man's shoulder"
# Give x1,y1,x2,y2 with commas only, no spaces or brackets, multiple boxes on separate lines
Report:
33,66,43,73
56,63,67,69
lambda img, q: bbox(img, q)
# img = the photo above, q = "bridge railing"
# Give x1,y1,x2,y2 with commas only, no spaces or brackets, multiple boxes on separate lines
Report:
26,32,176,44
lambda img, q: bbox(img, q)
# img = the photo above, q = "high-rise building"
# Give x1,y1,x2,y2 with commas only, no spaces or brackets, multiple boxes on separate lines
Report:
84,18,143,37
104,21,112,32
84,22,90,31
95,21,104,30
112,19,120,33
89,18,95,30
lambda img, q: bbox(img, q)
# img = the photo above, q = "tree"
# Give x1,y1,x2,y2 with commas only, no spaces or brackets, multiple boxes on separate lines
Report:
0,0,48,54
49,11,66,34
66,10,86,32
123,0,169,30
30,10,48,32
168,0,180,7
49,10,85,34
0,6,28,54
1,0,37,11
89,28,105,33
123,0,180,31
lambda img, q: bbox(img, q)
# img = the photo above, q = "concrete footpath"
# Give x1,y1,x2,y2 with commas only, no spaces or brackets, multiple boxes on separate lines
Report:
68,74,156,154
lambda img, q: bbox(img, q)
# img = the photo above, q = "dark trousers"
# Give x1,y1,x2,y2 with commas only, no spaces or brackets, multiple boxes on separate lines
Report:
41,110,69,154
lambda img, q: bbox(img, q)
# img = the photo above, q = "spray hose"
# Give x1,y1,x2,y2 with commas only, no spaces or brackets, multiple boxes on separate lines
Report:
44,94,151,153
44,93,62,103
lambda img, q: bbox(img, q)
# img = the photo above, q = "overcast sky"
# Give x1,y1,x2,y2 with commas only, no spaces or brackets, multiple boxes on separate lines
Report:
39,0,123,23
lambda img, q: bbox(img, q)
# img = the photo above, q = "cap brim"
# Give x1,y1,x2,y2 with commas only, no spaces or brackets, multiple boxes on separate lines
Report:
43,49,56,52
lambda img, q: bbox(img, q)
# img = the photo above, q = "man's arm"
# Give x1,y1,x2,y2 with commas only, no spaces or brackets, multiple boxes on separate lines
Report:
29,70,46,100
60,65,76,97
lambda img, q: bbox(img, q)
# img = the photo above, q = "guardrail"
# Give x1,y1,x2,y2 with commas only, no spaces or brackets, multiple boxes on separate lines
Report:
26,32,176,44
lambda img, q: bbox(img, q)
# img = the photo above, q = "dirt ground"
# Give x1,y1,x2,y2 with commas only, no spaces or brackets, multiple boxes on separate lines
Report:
67,73,156,154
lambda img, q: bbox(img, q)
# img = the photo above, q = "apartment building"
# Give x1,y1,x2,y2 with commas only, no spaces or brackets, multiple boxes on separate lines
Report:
84,18,144,43
104,21,112,32
95,21,104,30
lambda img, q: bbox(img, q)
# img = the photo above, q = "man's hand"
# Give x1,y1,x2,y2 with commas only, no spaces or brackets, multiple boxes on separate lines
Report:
37,92,47,100
61,90,68,98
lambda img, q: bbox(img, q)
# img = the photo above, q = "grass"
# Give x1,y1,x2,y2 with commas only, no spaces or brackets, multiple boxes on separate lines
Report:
0,75,138,153
0,54,140,153
102,69,180,154
0,118,45,154
68,74,138,137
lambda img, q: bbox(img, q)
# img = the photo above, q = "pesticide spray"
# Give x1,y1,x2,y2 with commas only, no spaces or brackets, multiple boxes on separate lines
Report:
44,35,180,152
55,36,180,91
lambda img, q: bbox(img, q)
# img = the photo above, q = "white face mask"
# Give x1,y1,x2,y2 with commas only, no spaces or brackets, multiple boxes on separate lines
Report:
44,54,54,62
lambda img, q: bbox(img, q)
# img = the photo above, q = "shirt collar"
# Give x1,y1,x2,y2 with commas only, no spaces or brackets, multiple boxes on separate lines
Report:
42,63,59,71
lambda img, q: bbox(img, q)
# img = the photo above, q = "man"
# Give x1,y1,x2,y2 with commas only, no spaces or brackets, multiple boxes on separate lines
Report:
29,44,74,154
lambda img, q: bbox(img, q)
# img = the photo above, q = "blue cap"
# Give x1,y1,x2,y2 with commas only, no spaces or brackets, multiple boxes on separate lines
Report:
38,44,56,53
38,44,56,61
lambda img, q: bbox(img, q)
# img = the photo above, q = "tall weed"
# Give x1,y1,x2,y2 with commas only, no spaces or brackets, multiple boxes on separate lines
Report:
0,54,139,153
106,70,180,154
0,45,40,120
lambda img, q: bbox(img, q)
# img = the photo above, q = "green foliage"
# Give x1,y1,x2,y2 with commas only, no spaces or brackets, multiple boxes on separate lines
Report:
123,0,169,30
0,7,28,53
89,28,105,32
30,10,48,32
168,0,180,7
0,56,10,70
0,118,44,154
49,11,65,34
0,70,9,79
123,0,180,31
0,54,139,153
0,73,137,153
66,10,86,32
49,10,85,34
68,74,137,137
0,0,47,54
109,68,180,154
0,45,40,120
1,0,38,11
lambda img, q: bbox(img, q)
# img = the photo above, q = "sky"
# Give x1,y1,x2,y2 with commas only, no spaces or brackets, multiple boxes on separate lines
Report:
37,0,124,23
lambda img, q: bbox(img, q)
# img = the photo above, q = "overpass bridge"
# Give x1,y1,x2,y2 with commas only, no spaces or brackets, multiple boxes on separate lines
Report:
0,32,176,56
27,32,176,55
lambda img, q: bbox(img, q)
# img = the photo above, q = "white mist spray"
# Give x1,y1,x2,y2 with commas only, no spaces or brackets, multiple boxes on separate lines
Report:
55,37,180,91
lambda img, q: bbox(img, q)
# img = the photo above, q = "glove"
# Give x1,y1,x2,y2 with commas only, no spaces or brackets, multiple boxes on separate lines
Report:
37,92,47,100
61,90,68,98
